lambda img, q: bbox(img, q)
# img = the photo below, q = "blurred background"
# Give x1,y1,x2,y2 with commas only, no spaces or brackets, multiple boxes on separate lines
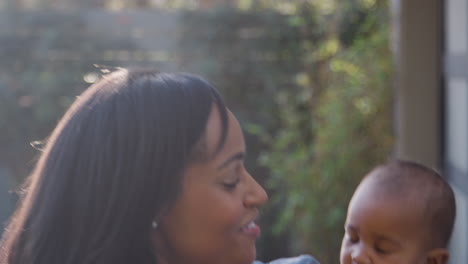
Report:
0,0,466,263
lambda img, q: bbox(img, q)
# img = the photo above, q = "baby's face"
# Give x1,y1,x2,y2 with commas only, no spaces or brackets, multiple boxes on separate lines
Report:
340,182,428,264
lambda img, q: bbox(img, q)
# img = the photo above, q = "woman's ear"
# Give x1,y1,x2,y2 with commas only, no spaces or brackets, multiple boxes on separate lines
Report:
427,248,449,264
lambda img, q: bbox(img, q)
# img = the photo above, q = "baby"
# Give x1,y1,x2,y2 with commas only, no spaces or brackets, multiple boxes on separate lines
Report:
340,160,456,264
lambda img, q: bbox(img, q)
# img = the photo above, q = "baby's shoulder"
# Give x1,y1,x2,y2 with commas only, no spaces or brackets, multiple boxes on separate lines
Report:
254,254,320,264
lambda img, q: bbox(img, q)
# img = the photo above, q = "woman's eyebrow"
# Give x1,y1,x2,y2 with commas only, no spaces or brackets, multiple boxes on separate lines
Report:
218,152,245,170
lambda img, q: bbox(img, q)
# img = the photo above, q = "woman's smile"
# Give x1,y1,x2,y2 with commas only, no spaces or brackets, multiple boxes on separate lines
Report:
240,218,261,237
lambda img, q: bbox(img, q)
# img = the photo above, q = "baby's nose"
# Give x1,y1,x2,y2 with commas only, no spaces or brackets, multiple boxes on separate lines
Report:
351,245,371,264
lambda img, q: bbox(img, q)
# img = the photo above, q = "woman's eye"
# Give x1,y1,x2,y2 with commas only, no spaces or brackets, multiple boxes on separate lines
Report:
222,178,240,190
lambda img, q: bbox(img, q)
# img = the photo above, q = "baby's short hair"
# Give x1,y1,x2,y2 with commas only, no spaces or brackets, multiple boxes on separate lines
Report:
364,160,456,248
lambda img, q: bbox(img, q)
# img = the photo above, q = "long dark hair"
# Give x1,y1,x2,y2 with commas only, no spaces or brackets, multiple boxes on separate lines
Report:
0,69,229,264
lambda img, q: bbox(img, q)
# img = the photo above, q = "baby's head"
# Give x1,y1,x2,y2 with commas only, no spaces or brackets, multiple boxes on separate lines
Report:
340,160,456,264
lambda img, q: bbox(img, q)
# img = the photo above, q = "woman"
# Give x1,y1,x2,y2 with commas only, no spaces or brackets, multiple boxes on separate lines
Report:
0,69,318,264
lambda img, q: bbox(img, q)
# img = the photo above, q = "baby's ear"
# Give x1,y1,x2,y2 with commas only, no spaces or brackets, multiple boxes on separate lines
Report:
427,248,449,264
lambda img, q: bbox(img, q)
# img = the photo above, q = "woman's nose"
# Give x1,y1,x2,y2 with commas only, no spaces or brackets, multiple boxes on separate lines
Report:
244,171,268,207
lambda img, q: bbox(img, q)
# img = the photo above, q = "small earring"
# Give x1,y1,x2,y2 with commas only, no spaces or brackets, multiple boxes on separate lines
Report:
151,220,158,229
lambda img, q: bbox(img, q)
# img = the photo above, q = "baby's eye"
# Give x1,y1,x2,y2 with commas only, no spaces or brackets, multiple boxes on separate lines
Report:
345,233,359,243
349,236,358,243
374,242,397,255
375,246,391,255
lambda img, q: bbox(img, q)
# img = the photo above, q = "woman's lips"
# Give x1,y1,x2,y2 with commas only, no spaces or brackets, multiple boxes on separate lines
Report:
241,221,261,237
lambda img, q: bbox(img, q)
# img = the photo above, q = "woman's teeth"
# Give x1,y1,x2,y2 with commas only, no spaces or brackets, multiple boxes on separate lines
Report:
241,221,261,237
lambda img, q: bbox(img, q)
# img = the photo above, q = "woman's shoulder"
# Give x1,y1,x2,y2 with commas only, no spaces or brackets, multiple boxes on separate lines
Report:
254,254,320,264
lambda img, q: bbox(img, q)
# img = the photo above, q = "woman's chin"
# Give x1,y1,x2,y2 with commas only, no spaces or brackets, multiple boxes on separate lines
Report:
239,244,257,264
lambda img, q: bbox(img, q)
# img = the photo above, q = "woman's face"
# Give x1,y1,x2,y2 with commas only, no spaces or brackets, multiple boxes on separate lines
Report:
153,106,268,264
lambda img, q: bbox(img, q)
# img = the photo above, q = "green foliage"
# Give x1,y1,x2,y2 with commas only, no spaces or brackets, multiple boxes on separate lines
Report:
254,1,393,262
